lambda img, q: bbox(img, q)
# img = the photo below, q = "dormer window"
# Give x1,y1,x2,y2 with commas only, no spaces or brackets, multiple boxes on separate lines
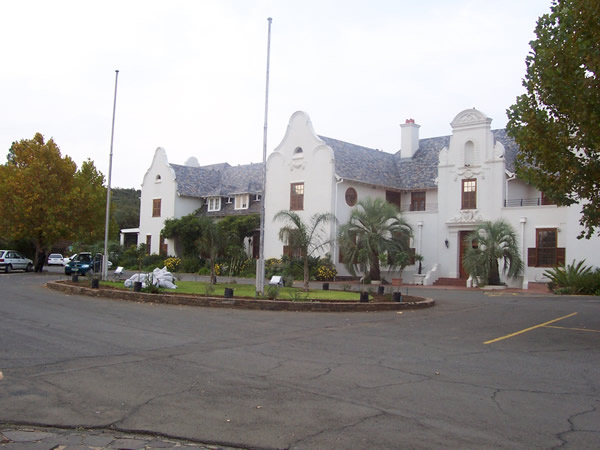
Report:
207,197,221,212
155,174,162,183
235,194,249,210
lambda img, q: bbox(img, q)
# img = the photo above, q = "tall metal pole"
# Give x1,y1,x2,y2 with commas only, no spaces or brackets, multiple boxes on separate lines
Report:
103,70,119,281
256,18,272,296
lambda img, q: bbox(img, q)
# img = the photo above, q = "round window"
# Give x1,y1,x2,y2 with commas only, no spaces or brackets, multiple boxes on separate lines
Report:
345,187,357,206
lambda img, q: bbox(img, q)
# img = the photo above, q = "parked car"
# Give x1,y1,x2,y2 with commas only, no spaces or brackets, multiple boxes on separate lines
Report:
0,250,34,273
47,253,65,266
65,252,101,276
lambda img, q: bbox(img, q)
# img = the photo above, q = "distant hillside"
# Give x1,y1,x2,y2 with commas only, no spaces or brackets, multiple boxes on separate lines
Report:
112,188,140,230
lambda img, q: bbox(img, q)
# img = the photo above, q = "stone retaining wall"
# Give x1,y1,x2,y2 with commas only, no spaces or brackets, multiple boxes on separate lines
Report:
47,281,434,312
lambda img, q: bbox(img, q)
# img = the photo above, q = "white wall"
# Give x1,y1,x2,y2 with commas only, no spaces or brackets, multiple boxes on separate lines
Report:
264,111,336,260
139,147,177,255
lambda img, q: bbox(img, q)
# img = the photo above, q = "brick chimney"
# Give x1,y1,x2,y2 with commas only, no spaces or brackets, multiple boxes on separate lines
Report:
400,118,420,158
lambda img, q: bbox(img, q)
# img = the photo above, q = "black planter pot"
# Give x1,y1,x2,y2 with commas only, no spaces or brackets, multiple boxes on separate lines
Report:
133,281,142,292
91,278,99,289
360,291,369,303
71,275,79,282
224,288,234,298
377,285,384,295
393,292,402,302
322,283,329,291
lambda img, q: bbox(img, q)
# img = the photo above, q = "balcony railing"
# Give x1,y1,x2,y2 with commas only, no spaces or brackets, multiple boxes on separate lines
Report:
504,198,554,207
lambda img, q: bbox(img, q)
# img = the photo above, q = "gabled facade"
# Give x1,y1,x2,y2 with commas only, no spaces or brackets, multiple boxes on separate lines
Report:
263,109,600,288
138,147,263,256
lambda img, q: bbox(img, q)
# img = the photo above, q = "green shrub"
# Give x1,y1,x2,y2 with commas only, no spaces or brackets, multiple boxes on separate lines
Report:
316,259,337,281
204,283,215,296
544,260,596,294
163,257,181,272
197,266,211,276
178,256,201,273
267,285,280,300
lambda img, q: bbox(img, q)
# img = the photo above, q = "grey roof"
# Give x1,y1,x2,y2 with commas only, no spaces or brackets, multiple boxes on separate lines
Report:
171,162,264,198
320,130,518,190
170,130,518,199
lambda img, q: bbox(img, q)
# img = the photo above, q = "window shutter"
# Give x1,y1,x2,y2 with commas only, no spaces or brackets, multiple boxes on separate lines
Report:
556,248,566,266
527,248,537,267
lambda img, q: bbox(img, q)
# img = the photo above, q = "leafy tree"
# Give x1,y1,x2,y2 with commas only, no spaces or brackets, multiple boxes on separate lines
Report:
162,214,205,257
217,214,260,248
274,210,335,290
462,220,523,286
111,188,141,230
0,133,109,265
337,198,412,282
506,0,600,238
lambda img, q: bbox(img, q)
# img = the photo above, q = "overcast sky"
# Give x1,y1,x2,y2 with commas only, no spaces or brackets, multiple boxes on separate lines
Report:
1,0,551,189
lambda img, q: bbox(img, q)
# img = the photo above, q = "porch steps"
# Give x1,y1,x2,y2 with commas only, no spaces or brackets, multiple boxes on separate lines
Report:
434,277,468,287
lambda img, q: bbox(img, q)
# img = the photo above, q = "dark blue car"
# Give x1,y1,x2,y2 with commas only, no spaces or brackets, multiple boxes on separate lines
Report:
64,252,103,276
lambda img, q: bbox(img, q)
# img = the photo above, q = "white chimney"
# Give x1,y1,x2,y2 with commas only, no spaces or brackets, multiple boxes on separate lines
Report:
400,118,420,158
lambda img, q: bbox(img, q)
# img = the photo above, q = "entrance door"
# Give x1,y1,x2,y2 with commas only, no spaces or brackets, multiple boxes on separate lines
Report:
459,230,477,279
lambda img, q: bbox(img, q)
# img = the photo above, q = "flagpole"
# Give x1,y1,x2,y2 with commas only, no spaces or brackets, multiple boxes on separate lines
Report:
103,69,119,281
257,18,272,296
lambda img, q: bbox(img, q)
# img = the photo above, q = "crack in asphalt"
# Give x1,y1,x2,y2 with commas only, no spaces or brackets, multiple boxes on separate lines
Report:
555,405,599,448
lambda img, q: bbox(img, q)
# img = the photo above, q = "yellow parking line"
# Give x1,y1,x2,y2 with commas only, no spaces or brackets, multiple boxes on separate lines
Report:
484,312,578,344
544,325,600,333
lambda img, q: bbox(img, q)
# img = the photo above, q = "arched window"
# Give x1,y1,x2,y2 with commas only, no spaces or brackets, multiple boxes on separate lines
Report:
464,141,474,166
155,174,162,183
293,147,304,159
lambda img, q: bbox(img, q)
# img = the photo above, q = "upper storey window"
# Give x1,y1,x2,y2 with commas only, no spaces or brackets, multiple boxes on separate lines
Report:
290,182,304,210
152,199,161,217
345,187,357,206
207,197,221,212
235,194,249,210
410,192,426,211
293,147,304,158
462,179,477,209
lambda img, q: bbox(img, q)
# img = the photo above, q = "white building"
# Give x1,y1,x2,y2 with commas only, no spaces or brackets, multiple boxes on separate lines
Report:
138,147,263,257
263,109,600,288
138,108,600,288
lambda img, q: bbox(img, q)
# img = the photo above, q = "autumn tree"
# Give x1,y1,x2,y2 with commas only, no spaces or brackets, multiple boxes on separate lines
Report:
506,0,600,238
0,133,110,264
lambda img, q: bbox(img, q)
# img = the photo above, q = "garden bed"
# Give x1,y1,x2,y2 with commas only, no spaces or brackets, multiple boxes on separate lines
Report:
47,280,434,312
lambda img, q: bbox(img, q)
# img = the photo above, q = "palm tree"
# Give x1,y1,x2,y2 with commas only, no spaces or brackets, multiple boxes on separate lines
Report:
337,198,412,282
462,219,523,286
273,210,335,290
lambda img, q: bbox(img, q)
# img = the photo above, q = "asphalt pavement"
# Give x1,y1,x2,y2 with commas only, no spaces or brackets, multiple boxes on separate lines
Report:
1,268,600,449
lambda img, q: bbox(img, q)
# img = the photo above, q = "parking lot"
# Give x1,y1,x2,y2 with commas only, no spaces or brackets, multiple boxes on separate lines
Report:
1,270,599,448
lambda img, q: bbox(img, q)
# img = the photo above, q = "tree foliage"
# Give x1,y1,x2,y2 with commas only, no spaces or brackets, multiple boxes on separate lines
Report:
337,198,412,281
0,133,110,260
462,220,523,286
111,188,141,230
162,214,205,257
274,210,335,290
506,0,600,238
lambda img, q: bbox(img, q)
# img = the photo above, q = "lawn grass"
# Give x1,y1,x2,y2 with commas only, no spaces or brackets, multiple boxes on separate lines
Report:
101,280,365,301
